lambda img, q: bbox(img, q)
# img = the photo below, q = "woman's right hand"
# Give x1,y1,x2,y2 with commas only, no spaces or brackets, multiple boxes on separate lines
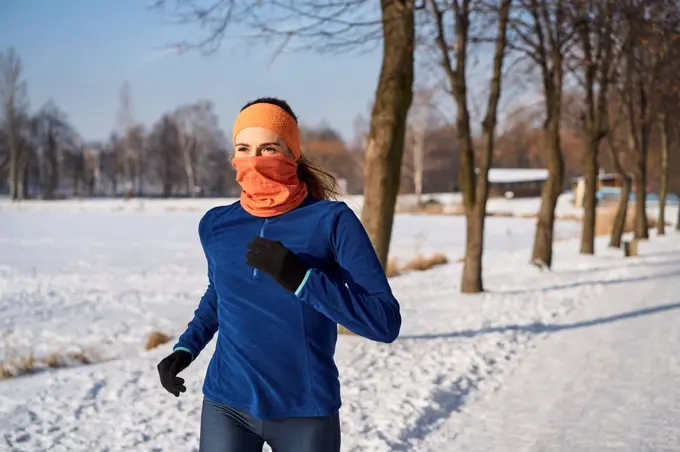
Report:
157,350,193,397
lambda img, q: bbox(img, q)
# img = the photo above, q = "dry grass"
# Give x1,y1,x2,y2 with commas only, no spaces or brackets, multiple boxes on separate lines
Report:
385,257,401,278
443,203,466,215
555,213,582,222
0,332,38,379
70,350,92,364
44,352,68,369
396,201,466,216
594,206,668,236
337,325,354,335
0,327,105,380
595,207,623,236
145,331,172,351
0,330,14,379
397,203,445,215
486,210,515,218
0,365,12,379
15,352,36,374
402,253,449,271
385,253,449,277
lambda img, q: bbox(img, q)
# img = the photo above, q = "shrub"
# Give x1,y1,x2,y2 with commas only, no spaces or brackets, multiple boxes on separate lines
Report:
145,331,172,351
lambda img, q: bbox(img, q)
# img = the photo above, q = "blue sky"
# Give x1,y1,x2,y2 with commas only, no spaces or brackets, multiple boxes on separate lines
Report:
0,0,382,142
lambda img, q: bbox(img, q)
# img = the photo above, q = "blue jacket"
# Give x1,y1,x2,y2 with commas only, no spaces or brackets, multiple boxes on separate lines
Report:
174,196,401,419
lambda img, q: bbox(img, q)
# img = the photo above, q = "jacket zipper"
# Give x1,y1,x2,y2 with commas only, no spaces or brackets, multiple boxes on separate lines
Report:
252,218,269,278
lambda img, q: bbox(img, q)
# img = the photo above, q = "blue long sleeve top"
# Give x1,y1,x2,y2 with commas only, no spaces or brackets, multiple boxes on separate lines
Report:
173,196,401,419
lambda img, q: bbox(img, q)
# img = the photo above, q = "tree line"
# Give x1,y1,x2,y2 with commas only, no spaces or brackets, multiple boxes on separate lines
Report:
3,0,680,295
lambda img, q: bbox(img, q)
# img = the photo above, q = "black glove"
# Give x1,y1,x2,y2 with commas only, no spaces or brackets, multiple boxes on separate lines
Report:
157,350,192,397
246,236,308,292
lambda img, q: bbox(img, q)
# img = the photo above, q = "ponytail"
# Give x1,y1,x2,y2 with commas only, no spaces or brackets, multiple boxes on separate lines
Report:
297,156,339,201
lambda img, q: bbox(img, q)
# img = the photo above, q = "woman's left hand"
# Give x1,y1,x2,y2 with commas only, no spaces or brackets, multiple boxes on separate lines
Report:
246,237,308,292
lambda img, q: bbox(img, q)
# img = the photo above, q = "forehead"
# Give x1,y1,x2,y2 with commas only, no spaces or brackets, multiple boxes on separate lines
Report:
234,127,284,145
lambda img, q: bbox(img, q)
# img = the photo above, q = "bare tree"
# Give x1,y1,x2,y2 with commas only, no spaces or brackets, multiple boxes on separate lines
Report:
405,87,444,202
32,101,77,199
116,80,138,198
172,100,225,197
83,145,102,196
153,0,415,267
605,98,632,248
0,129,7,190
100,134,123,195
567,0,617,254
427,0,512,292
0,47,30,200
511,0,572,269
148,114,183,197
613,1,679,240
652,11,680,236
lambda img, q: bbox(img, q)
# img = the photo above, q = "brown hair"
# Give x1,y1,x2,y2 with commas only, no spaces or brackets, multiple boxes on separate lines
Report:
240,97,339,201
297,155,340,201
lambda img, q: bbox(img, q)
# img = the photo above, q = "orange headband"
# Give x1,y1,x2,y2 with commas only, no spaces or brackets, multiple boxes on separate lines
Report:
232,103,302,160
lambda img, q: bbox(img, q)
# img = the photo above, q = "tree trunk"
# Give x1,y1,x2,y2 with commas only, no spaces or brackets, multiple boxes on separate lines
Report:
182,137,197,197
610,175,631,248
677,192,680,232
633,162,648,239
658,111,669,235
608,133,630,248
532,92,564,269
137,157,145,197
15,142,30,200
462,204,484,292
9,148,18,200
73,169,79,197
8,124,20,200
413,127,424,204
460,0,511,292
45,129,59,200
22,166,29,199
359,0,414,267
580,138,598,254
633,83,649,239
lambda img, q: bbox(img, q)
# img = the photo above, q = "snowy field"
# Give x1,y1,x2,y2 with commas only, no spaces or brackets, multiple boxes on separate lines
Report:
0,195,678,451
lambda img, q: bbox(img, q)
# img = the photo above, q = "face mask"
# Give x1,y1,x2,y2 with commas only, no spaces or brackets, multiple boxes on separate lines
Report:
232,154,308,217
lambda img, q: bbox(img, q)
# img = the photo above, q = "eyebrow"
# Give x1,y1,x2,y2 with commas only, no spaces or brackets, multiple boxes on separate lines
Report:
234,142,282,148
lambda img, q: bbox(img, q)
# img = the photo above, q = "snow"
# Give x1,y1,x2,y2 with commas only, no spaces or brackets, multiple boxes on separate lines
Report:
486,168,548,183
420,237,680,452
4,193,674,222
0,196,679,451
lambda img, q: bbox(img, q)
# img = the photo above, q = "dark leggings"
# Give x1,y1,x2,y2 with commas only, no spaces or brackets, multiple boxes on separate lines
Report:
199,398,341,452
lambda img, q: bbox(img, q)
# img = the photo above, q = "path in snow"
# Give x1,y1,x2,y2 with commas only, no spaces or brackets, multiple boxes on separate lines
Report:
421,241,680,451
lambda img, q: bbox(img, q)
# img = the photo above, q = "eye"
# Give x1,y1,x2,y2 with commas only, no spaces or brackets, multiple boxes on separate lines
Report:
236,147,248,153
262,147,278,154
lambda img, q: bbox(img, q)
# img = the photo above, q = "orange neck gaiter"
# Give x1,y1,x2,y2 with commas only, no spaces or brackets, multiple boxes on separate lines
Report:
232,103,308,217
232,154,308,218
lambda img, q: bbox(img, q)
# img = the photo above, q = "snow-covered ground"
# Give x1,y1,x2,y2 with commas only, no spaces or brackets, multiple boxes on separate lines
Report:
0,196,678,451
420,236,680,452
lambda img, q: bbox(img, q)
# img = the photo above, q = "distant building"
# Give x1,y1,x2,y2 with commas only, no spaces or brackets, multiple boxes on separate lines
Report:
570,171,631,207
480,168,548,198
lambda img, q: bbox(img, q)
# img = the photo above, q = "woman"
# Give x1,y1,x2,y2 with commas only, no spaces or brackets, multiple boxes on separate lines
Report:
157,97,401,452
